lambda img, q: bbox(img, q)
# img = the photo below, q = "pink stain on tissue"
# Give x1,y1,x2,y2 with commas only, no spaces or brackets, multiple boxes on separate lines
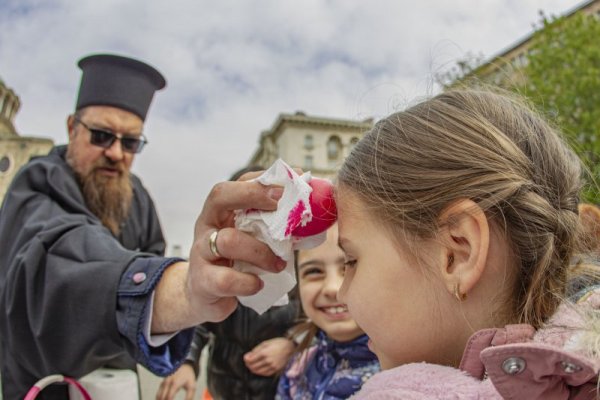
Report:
285,200,306,236
286,167,293,180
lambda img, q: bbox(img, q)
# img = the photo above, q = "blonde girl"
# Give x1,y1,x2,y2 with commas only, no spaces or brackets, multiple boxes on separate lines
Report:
335,89,600,399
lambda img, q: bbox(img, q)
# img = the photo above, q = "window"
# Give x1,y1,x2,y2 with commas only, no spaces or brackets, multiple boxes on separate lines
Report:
349,137,359,151
511,52,528,68
304,134,314,150
304,155,313,170
0,156,11,173
3,100,12,118
327,136,342,160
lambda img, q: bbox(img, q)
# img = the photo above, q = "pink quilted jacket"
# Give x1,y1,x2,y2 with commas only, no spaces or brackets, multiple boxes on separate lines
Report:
353,287,600,399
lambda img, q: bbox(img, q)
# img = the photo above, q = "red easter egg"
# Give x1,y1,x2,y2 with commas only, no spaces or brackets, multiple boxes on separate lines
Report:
292,177,337,237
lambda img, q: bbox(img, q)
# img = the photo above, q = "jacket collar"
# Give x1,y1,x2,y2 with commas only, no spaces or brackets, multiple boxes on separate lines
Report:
459,286,600,399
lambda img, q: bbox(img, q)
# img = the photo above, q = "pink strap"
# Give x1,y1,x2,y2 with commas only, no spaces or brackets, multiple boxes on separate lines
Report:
24,374,92,400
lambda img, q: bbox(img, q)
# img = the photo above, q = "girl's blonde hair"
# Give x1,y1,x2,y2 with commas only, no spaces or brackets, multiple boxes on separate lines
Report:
338,89,583,329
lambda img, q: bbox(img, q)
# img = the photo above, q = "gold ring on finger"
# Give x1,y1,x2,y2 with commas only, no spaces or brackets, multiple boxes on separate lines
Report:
208,229,222,258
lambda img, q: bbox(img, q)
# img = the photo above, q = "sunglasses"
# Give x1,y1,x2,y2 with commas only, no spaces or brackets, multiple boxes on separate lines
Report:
74,117,148,154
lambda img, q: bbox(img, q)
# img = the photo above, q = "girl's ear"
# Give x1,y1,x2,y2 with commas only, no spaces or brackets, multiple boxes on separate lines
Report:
437,199,490,300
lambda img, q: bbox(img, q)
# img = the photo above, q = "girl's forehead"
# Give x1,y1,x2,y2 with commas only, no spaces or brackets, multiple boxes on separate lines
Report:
336,191,373,229
335,187,362,212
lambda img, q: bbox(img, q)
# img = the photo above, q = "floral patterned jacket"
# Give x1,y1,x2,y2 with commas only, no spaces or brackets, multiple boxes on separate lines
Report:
277,331,380,399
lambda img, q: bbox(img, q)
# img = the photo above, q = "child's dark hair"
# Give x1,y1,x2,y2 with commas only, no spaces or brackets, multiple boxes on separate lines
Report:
577,203,600,255
286,250,320,355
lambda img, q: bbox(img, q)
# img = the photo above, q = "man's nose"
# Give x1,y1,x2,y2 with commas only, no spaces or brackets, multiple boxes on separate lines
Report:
104,138,124,161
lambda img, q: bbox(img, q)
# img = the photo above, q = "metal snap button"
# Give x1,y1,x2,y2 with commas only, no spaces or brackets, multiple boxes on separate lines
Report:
132,272,147,284
561,361,581,374
502,357,526,375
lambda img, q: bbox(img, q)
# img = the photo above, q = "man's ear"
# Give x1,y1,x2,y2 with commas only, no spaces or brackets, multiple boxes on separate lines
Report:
67,114,76,141
437,199,490,300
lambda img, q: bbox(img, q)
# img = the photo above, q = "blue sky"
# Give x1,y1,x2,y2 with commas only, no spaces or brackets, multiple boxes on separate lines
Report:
0,0,584,253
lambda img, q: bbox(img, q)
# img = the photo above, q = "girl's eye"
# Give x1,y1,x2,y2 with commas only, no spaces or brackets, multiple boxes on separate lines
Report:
301,267,323,278
343,259,357,269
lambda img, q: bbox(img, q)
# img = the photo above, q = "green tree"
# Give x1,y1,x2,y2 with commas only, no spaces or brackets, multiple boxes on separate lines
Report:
445,11,600,202
518,11,600,203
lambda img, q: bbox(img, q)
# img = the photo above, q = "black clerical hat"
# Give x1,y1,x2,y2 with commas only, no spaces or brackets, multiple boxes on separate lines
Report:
75,54,166,121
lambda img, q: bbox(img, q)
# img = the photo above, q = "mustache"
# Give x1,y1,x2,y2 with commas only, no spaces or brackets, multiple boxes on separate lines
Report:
92,158,126,173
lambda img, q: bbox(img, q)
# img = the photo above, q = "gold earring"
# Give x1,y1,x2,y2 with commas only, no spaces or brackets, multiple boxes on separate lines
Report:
454,283,467,301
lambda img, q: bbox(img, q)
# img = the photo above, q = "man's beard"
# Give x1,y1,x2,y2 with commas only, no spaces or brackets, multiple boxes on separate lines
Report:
68,155,133,236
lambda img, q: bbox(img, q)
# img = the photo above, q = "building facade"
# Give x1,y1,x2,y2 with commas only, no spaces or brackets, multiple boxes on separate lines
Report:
0,78,54,202
248,111,373,179
461,0,600,86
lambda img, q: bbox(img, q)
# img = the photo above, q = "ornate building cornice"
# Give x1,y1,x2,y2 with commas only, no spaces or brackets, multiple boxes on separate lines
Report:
0,78,21,137
249,111,373,166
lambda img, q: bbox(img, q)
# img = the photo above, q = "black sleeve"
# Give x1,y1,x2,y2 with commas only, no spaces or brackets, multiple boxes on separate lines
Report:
185,324,212,377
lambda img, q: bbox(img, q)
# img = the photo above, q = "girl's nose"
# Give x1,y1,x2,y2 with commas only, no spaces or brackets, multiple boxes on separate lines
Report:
322,272,342,298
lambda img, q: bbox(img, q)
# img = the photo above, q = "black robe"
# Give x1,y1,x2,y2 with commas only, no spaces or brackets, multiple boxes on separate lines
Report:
0,146,167,398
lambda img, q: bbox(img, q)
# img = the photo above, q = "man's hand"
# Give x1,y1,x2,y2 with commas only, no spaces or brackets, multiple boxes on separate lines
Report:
151,180,285,333
156,363,196,400
243,337,296,376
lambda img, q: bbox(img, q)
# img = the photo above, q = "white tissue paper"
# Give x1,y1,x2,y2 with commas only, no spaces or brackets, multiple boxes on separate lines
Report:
235,159,328,314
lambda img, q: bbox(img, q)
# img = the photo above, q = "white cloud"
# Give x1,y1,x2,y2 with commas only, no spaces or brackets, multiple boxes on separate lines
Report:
0,0,577,252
